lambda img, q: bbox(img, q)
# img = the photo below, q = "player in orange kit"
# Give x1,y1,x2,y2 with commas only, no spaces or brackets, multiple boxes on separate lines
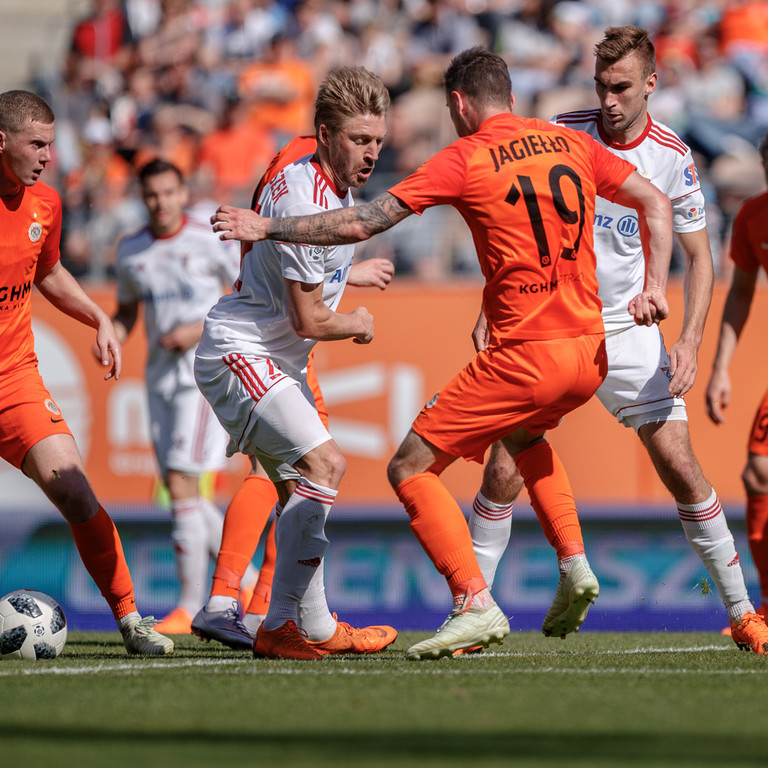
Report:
707,131,768,636
0,89,173,655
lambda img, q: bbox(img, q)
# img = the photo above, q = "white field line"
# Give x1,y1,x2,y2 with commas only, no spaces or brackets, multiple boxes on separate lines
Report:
1,644,767,677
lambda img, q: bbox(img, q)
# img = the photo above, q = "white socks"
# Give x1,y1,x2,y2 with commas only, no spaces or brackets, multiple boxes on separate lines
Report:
171,498,209,614
468,491,513,588
263,478,336,632
677,488,754,622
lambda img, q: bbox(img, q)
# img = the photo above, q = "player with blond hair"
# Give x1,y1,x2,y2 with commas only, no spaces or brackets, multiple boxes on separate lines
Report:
195,66,397,659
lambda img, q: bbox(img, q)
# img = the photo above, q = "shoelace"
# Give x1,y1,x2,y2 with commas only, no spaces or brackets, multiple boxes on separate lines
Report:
132,616,160,636
223,605,250,633
280,622,315,651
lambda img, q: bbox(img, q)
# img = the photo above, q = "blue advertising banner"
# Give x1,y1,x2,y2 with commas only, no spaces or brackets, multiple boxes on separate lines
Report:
0,504,754,634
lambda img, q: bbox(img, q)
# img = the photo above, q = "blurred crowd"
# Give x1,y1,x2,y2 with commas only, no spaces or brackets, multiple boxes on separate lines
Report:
28,0,768,279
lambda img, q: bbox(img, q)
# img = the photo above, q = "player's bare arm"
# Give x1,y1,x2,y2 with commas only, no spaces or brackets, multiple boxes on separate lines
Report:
667,227,715,397
285,278,374,345
212,193,413,245
159,320,205,353
613,171,672,326
348,257,394,289
706,265,758,424
35,260,122,381
111,300,139,344
471,306,490,353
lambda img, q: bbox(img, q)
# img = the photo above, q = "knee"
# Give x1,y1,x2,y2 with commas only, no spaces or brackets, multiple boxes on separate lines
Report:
302,442,346,489
386,455,407,492
481,448,524,503
49,473,99,524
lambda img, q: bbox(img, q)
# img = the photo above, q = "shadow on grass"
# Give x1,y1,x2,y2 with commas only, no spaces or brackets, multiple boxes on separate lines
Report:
0,726,762,763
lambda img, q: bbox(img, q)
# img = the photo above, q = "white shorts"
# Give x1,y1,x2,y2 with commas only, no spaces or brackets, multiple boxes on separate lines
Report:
194,352,331,482
148,384,229,477
596,323,687,432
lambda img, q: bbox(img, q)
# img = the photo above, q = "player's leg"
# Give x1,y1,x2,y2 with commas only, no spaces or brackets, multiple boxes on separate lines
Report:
155,468,209,633
388,429,509,660
639,419,767,651
22,433,173,656
744,453,768,616
469,441,520,586
192,461,278,648
502,431,599,639
743,391,768,616
251,431,342,660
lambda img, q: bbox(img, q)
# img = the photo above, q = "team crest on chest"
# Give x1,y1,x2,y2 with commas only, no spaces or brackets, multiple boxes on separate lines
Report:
28,222,43,243
44,398,61,416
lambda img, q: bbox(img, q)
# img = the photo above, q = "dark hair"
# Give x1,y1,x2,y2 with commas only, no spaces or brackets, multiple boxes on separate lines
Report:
0,90,55,133
443,47,513,110
314,66,390,134
138,158,184,185
594,26,656,78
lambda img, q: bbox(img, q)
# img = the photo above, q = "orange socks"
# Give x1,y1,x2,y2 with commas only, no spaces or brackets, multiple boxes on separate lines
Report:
515,441,584,560
746,494,768,604
69,507,136,619
246,522,276,614
210,475,278,600
396,472,486,598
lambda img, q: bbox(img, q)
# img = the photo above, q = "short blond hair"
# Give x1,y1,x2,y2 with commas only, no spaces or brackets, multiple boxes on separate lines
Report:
314,66,390,135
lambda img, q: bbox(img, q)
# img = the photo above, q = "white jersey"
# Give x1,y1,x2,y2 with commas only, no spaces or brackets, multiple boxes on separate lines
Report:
115,216,240,396
552,109,707,332
196,154,356,375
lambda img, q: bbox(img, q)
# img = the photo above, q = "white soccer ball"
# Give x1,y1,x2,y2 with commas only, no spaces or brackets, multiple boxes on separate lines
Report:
0,590,67,660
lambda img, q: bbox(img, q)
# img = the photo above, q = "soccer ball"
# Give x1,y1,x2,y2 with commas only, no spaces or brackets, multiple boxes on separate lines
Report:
0,590,67,660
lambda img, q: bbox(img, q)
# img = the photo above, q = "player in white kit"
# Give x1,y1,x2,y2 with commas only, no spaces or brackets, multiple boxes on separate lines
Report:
467,26,768,653
195,66,398,659
111,158,256,635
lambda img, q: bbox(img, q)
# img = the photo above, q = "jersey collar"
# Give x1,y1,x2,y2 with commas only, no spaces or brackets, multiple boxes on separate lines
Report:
596,113,653,150
310,155,348,199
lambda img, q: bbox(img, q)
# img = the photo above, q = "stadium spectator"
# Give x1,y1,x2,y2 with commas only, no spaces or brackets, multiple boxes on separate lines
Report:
0,88,173,656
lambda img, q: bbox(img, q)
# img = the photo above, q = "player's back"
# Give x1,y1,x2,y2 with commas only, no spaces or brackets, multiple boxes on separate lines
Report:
433,114,632,344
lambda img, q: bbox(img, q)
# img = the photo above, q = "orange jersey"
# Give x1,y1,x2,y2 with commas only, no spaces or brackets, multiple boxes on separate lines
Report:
0,181,62,373
729,190,768,274
389,113,635,343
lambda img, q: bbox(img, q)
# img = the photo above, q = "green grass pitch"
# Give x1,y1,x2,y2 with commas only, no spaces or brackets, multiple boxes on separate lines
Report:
0,630,765,768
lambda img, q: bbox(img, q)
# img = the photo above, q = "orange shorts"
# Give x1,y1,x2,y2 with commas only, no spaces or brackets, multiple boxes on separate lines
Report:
412,333,607,464
748,388,768,457
0,365,72,469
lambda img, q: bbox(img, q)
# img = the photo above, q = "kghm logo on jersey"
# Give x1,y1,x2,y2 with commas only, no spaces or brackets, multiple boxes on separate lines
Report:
44,398,61,416
28,222,43,243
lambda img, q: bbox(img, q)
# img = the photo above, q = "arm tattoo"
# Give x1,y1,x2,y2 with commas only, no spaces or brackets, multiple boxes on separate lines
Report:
267,193,412,245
